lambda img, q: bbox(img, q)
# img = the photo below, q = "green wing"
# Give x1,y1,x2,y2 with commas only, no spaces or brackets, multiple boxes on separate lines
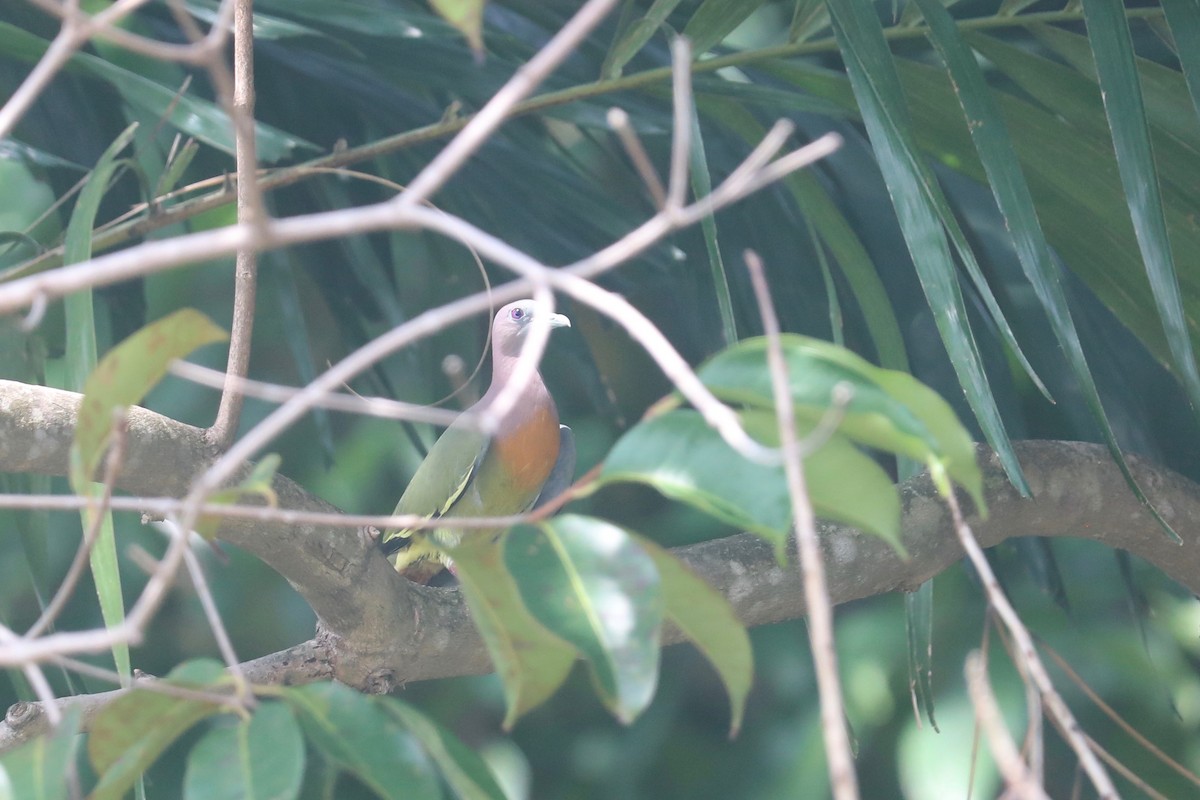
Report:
381,419,490,548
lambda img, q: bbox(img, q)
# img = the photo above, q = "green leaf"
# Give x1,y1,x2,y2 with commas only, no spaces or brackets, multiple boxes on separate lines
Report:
633,535,753,737
505,516,664,724
449,535,576,728
0,707,82,800
285,682,440,800
684,0,767,54
71,309,227,490
428,0,485,55
183,702,304,800
154,138,199,199
717,337,978,515
601,409,901,552
827,0,1029,495
698,335,942,460
89,661,229,800
382,699,507,800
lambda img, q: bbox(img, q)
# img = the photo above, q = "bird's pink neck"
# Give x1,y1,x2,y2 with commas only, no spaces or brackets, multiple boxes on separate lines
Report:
480,352,556,421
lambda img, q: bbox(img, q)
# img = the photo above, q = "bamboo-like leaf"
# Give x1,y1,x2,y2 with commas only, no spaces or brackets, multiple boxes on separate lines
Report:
702,99,906,368
904,583,938,732
62,123,137,684
953,37,1190,362
1069,2,1200,423
1033,24,1200,155
827,0,1029,494
908,1,1180,536
603,0,684,78
0,23,316,162
688,104,737,346
428,0,485,56
789,0,830,43
1162,0,1200,125
683,0,767,54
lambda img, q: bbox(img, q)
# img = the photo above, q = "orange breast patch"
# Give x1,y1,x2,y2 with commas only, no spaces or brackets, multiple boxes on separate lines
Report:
492,403,560,495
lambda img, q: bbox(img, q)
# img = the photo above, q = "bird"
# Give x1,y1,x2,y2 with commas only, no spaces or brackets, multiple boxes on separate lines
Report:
381,299,575,583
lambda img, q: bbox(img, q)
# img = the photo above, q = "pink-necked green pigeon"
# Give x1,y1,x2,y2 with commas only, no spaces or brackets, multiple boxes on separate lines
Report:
381,300,575,582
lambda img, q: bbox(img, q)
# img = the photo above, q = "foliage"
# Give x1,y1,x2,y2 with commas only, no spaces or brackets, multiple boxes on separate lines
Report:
2,0,1200,798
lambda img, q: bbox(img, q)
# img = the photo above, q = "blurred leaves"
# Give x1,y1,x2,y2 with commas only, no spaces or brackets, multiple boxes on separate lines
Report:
0,22,316,162
182,702,305,800
0,708,81,800
88,660,230,800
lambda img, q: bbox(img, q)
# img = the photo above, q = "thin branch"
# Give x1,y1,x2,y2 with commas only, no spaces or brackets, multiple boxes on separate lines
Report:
208,0,262,450
1039,640,1200,791
744,249,858,799
395,0,621,208
170,360,462,425
0,626,61,725
666,36,694,213
964,651,1050,800
942,487,1118,798
26,408,129,638
1085,736,1171,800
607,107,667,209
179,544,248,695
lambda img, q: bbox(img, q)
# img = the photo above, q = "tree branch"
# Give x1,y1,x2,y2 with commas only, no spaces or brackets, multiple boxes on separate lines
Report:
1,379,1198,752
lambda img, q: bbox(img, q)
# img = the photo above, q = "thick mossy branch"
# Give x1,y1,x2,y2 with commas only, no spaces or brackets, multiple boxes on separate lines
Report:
1,379,1197,751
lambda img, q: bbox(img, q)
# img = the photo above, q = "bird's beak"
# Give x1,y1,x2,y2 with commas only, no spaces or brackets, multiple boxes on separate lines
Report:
548,312,571,329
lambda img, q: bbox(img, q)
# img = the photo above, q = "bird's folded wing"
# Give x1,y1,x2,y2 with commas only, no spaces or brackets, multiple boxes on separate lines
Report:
381,423,490,548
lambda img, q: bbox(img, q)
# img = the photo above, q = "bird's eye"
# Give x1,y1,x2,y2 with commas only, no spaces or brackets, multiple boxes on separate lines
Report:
510,307,525,320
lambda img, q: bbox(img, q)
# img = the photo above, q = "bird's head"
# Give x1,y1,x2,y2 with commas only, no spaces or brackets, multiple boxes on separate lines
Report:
492,299,571,357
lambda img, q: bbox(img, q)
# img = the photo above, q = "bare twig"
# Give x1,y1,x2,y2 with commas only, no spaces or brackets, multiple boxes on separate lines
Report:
608,108,667,208
208,0,262,450
171,360,462,425
1084,736,1171,800
942,487,1118,798
1040,641,1200,791
964,651,1050,800
180,545,249,698
0,626,62,725
666,37,694,213
743,249,858,799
